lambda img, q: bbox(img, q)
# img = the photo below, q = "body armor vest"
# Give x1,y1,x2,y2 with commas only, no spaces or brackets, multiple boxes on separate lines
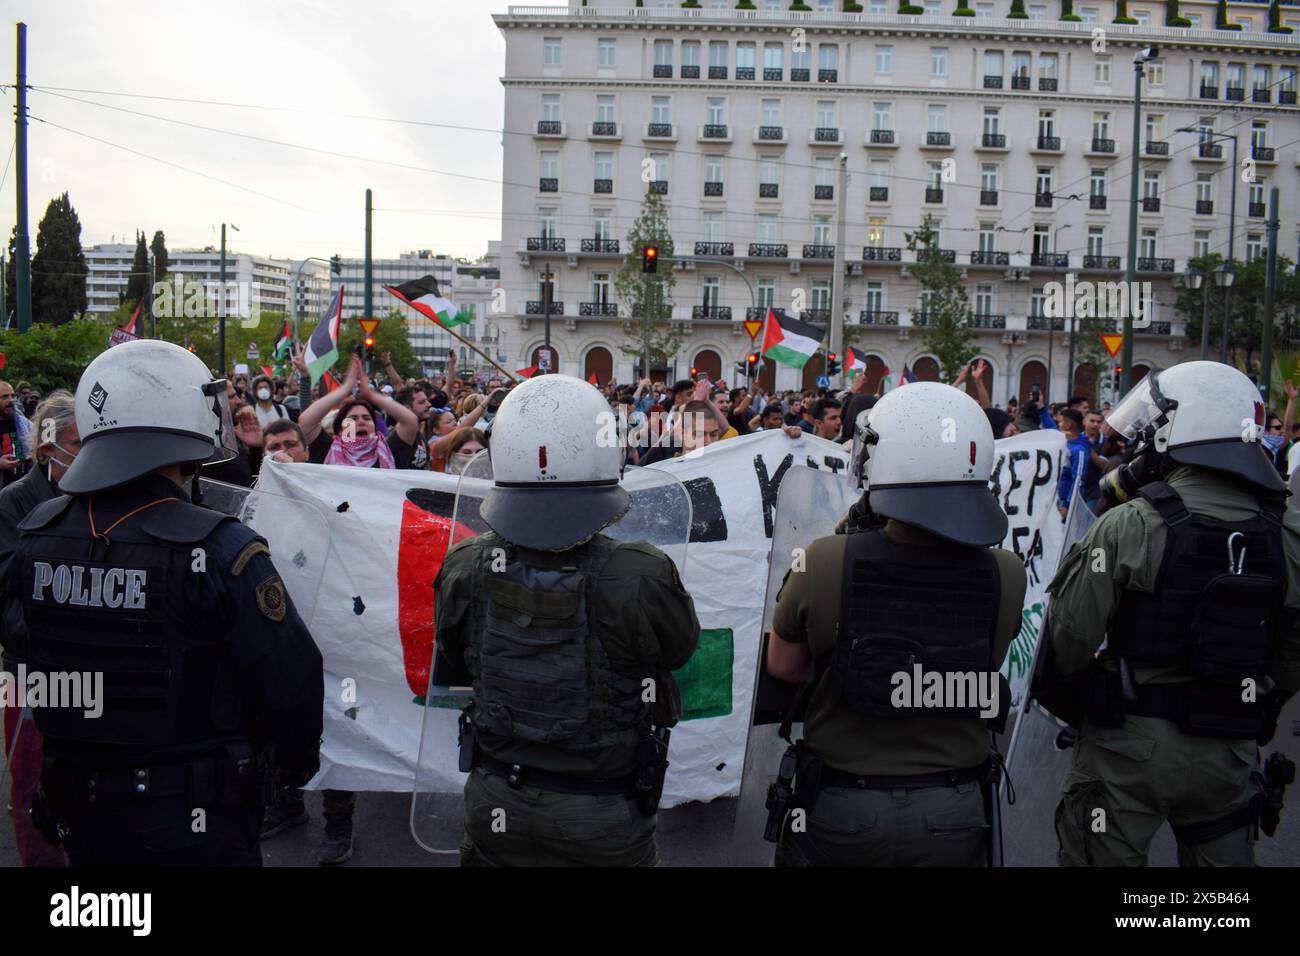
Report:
1109,482,1285,715
833,528,1002,720
15,495,249,749
466,534,646,753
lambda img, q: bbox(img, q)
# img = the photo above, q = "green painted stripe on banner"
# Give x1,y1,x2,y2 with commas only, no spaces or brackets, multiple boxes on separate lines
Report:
675,627,734,721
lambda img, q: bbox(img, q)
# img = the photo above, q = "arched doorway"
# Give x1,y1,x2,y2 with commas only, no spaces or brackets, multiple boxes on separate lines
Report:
860,354,887,395
692,348,722,382
1019,360,1048,406
1131,362,1152,386
1072,363,1099,404
964,359,994,403
584,346,613,386
757,356,775,392
912,356,940,382
802,353,827,390
530,345,560,375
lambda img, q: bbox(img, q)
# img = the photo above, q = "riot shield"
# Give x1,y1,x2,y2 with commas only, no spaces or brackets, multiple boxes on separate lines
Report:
199,477,330,628
410,455,693,854
730,465,857,866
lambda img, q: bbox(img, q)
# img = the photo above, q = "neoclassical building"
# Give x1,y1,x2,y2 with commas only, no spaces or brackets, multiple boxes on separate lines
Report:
493,0,1299,403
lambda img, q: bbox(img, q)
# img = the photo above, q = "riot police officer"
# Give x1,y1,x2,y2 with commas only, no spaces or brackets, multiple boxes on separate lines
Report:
433,373,699,866
1032,361,1298,866
766,382,1026,866
5,340,324,865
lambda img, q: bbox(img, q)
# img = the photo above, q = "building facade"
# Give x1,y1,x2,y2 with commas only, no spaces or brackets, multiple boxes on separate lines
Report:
494,0,1299,402
329,250,457,370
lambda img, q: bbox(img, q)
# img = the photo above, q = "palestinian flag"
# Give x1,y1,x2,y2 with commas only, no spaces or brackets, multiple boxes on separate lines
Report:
305,287,343,385
261,365,275,379
899,363,918,385
845,347,869,378
108,300,143,348
760,308,823,370
322,370,342,392
385,276,472,328
273,319,292,362
517,364,538,379
587,373,599,386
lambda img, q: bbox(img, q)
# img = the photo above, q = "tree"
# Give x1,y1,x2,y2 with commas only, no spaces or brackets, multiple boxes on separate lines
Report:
29,192,88,326
150,230,170,282
125,230,149,307
615,188,681,376
338,308,418,378
0,318,112,393
904,216,976,381
4,226,15,321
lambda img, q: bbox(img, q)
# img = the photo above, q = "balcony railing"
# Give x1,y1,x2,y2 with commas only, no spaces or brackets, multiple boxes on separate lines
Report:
1253,88,1270,103
758,125,784,140
1145,140,1169,156
814,185,833,200
919,248,956,263
925,187,944,203
982,133,1006,148
746,306,769,321
1082,255,1121,269
709,65,727,79
748,243,788,257
646,122,673,137
1027,316,1066,331
971,313,1007,329
1226,86,1245,101
911,312,933,327
859,310,899,326
870,129,895,144
759,182,779,198
802,244,835,259
1248,201,1266,217
1011,75,1030,90
591,121,618,136
536,120,561,135
792,67,811,81
694,241,734,256
1039,77,1058,91
863,246,902,262
579,302,619,317
594,178,612,193
1035,191,1053,207
870,186,889,201
801,309,831,323
702,124,729,138
818,68,838,83
1252,145,1275,161
1091,137,1115,153
653,64,672,78
1196,199,1214,215
526,237,565,252
815,127,841,142
764,68,783,81
1036,135,1061,150
1142,196,1161,212
926,131,952,146
1147,321,1172,335
692,305,732,321
981,189,999,205
525,300,564,315
1138,257,1175,272
737,67,755,80
579,238,619,254
682,65,700,79
1031,253,1069,267
1198,142,1223,159
970,251,1009,266
1281,90,1297,104
539,177,558,192
1200,84,1219,99
1090,194,1107,210
704,181,724,197
984,75,1003,88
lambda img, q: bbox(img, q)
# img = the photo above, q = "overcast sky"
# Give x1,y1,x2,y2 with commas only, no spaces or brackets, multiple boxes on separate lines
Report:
0,0,511,261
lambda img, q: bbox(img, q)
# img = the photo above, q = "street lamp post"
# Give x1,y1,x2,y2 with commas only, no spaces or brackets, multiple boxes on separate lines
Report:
217,222,239,374
1122,46,1159,398
1212,260,1236,362
1050,224,1071,402
1185,266,1207,359
1177,126,1238,364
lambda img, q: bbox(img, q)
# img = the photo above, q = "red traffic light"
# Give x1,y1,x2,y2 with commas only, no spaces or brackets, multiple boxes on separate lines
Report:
827,352,836,362
645,246,657,260
364,336,375,348
746,352,759,365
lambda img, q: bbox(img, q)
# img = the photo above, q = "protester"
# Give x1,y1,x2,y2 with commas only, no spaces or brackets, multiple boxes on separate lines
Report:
263,419,310,464
443,426,488,475
0,381,34,489
250,374,289,429
811,398,843,441
1056,407,1092,518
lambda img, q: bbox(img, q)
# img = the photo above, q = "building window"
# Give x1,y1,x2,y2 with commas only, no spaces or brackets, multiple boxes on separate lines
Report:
927,161,944,189
541,94,560,122
871,160,889,189
818,45,838,71
1142,171,1160,201
538,207,558,238
595,95,615,124
709,42,727,69
923,0,941,13
702,276,721,308
1036,167,1054,195
875,45,892,75
1030,287,1046,317
759,157,779,188
1038,110,1056,138
1028,4,1047,18
1251,120,1269,150
975,285,994,315
984,50,1003,78
1200,62,1219,90
817,100,838,129
981,164,999,191
865,282,884,313
654,41,672,69
650,153,669,182
683,42,700,68
737,43,755,71
931,47,948,77
757,278,776,308
1095,58,1111,83
1193,231,1210,259
869,0,887,12
539,151,559,181
543,37,561,66
651,96,670,125
1246,234,1263,260
706,97,726,126
703,212,722,243
593,209,612,241
1012,51,1031,79
1092,112,1111,141
868,218,886,247
761,98,780,126
927,104,947,132
598,39,616,67
811,280,831,311
975,2,994,16
1079,6,1099,22
594,151,614,182
1133,9,1150,25
764,43,783,72
757,214,778,243
982,108,1001,135
1140,229,1157,260
1196,174,1213,204
872,102,892,131
1145,59,1164,86
1039,53,1058,81
1145,113,1164,143
791,46,809,71
815,158,834,189
592,272,611,304
1087,227,1105,257
705,154,724,185
978,223,997,253
812,217,832,247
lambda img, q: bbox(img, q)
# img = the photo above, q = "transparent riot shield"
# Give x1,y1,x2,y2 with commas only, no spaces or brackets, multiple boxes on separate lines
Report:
411,452,692,854
730,465,857,866
198,478,330,628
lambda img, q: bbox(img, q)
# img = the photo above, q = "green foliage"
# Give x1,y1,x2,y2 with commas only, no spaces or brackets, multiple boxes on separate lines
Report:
954,6,976,14
29,193,88,326
150,230,169,280
1059,0,1075,16
125,231,148,308
0,319,113,393
1269,0,1294,32
1009,0,1029,16
1113,0,1137,20
1216,0,1242,28
736,0,756,7
904,217,977,381
899,2,924,10
615,189,681,371
791,1,813,9
843,0,865,10
337,309,418,379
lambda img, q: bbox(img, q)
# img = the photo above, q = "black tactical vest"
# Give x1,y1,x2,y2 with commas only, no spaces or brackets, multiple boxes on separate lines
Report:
1110,482,1285,683
833,528,1002,720
465,534,646,752
14,493,249,748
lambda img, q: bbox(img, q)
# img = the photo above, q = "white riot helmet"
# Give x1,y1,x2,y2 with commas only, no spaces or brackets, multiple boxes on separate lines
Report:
479,373,630,551
60,340,235,495
852,381,1007,546
1106,361,1283,492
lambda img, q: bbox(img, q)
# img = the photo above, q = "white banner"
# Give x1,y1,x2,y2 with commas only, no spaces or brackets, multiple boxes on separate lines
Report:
255,427,1066,805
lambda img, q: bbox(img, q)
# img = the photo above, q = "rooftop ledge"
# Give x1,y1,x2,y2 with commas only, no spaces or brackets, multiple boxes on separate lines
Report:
499,6,1300,45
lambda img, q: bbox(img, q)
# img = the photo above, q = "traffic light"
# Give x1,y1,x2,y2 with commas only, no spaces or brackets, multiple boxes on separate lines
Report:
642,244,659,273
330,254,342,275
826,352,841,376
745,352,760,377
364,335,376,363
689,366,698,377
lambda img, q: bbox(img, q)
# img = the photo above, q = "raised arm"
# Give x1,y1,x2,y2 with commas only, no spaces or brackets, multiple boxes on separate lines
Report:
359,357,419,445
297,355,358,443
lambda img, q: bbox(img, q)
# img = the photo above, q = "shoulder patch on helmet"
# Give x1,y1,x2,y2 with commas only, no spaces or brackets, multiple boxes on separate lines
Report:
231,540,272,577
255,574,288,622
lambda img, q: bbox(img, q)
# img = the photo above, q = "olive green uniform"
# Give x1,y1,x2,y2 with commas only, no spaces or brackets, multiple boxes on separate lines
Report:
1040,465,1300,866
434,531,699,867
770,521,1027,866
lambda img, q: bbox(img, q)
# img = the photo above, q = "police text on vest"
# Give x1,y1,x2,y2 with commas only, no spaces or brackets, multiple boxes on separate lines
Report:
31,561,147,609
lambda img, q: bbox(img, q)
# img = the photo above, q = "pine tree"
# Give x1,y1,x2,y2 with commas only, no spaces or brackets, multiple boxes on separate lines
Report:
904,216,977,381
150,230,170,280
125,230,149,307
30,192,88,326
615,188,681,376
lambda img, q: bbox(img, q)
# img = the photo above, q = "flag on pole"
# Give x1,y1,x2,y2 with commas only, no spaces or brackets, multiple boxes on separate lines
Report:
123,300,142,335
273,319,293,362
587,373,599,386
760,308,824,369
108,300,143,348
305,287,343,385
899,364,918,386
322,370,341,393
517,365,539,379
384,276,473,328
845,347,869,378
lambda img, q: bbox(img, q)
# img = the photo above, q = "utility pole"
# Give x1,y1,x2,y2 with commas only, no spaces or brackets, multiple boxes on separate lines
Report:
1221,135,1239,365
364,188,373,328
219,223,227,374
828,153,849,390
1121,47,1157,397
541,266,554,374
1260,186,1279,403
14,23,32,332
